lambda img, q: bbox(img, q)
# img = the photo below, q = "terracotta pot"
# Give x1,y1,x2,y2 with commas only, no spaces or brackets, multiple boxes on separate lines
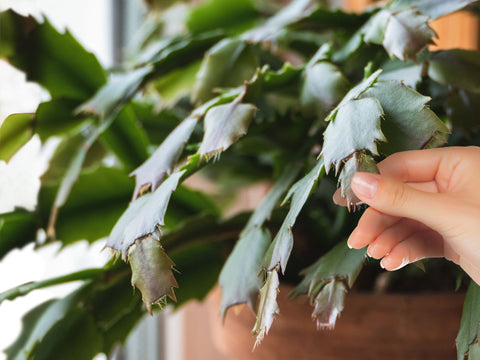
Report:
205,286,465,360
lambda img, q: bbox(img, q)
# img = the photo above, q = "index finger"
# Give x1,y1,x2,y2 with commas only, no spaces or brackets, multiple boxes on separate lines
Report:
376,147,466,183
333,179,438,207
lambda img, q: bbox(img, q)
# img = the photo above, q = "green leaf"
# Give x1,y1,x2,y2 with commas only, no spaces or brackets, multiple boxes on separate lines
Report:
292,242,366,329
0,113,34,161
219,163,300,316
170,185,220,218
322,97,385,174
76,66,153,119
310,280,346,330
35,98,87,140
429,50,480,94
293,241,366,296
99,104,151,172
242,0,313,43
43,126,102,240
143,0,177,10
392,0,478,20
5,266,144,360
4,284,91,360
128,234,178,314
445,89,480,133
0,268,103,303
152,61,201,101
4,299,56,359
32,308,103,360
291,7,370,31
170,242,224,308
143,31,225,73
106,170,184,257
43,111,122,240
0,10,106,100
130,102,184,145
338,152,379,211
325,69,382,122
300,61,349,119
382,8,435,61
38,166,133,245
198,101,257,158
187,0,260,35
379,60,424,89
192,38,259,104
362,80,449,155
456,281,480,360
131,116,197,199
364,7,435,61
263,159,324,273
252,269,279,348
469,343,480,360
219,227,270,316
262,62,302,91
92,278,144,353
0,210,38,261
40,127,105,183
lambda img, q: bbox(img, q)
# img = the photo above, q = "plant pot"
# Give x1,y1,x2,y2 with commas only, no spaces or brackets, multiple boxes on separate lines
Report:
205,286,465,360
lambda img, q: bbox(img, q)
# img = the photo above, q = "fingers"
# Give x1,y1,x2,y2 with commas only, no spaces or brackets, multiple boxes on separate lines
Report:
348,208,398,249
350,172,451,232
379,230,444,270
366,218,427,259
375,147,461,183
333,180,438,206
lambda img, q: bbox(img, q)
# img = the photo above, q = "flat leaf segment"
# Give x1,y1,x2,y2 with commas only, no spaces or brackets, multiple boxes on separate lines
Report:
219,163,301,316
456,281,480,360
293,242,366,329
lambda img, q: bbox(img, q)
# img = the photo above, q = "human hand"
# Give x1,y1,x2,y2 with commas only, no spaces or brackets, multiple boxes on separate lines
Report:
333,146,480,284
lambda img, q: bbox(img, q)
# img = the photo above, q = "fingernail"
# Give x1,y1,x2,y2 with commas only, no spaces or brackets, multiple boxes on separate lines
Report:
347,242,353,249
351,173,379,200
381,257,409,271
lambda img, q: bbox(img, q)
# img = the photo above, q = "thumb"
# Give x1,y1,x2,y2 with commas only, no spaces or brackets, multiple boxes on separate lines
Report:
351,172,448,231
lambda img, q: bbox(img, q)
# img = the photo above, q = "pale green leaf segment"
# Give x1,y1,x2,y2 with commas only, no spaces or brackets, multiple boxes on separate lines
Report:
130,117,197,199
339,152,379,211
322,70,448,209
219,163,301,317
379,7,436,61
263,159,325,273
76,66,153,119
128,234,178,314
253,159,324,345
107,170,184,258
362,80,450,154
429,50,480,94
300,45,350,120
323,97,385,174
192,38,259,104
292,242,366,329
4,266,143,360
456,281,480,360
321,69,384,175
199,100,257,158
392,0,478,20
338,2,436,62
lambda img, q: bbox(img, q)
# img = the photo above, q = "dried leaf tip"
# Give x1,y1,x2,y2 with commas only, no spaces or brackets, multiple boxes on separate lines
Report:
312,281,346,330
252,269,280,349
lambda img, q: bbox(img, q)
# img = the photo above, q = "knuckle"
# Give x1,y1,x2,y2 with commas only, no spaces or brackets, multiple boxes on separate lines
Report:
386,182,409,209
